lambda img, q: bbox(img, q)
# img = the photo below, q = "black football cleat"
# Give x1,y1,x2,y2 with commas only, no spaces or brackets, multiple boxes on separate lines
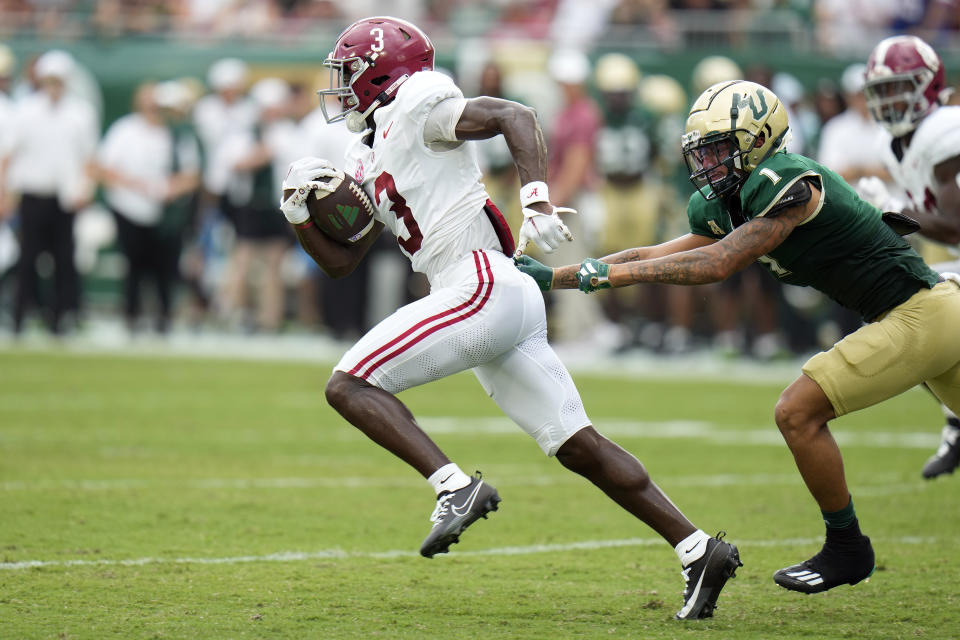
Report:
773,536,875,594
675,532,742,620
922,424,960,479
419,473,500,558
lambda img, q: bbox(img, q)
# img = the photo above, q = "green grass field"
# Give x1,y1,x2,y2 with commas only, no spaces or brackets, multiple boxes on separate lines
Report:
2,348,959,639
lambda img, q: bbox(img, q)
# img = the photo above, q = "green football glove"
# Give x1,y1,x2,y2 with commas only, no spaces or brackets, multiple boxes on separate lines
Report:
514,255,554,292
576,258,611,293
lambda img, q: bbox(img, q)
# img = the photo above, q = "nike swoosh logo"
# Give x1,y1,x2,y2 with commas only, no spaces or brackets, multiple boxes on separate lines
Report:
684,539,704,554
382,121,394,139
677,569,707,619
440,473,454,484
450,481,483,517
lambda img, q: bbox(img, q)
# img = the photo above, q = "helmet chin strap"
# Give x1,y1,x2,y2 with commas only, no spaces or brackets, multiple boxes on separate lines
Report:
345,109,369,133
345,97,382,132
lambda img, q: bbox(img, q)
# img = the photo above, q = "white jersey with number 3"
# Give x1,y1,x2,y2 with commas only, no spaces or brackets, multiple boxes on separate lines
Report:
333,70,591,457
343,71,501,283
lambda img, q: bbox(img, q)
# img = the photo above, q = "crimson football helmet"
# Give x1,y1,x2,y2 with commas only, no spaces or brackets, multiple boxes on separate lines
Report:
318,16,435,132
863,35,951,137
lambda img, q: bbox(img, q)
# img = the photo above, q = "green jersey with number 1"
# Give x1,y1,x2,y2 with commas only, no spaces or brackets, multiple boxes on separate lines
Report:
686,151,939,321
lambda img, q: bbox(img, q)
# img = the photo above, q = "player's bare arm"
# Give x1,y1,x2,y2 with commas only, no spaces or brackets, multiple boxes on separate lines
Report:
607,185,818,287
455,97,551,216
284,188,385,278
917,154,960,245
551,234,716,290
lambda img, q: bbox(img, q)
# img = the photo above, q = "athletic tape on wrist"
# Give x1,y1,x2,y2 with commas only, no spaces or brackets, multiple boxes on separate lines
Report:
520,181,549,208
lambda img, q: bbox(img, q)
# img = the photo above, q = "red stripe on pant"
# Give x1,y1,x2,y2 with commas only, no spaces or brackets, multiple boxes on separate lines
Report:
349,250,495,380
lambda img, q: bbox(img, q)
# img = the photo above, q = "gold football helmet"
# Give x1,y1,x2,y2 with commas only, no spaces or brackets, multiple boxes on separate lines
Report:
682,80,790,200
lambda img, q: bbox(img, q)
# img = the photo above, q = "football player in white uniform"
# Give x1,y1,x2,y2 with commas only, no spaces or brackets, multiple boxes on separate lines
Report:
862,35,960,479
278,16,740,619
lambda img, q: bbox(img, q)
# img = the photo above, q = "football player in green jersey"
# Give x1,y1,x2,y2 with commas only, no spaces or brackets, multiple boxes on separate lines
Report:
516,80,960,595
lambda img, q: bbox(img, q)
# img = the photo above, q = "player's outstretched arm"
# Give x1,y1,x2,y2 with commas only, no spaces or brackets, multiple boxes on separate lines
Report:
597,199,811,290
515,233,716,291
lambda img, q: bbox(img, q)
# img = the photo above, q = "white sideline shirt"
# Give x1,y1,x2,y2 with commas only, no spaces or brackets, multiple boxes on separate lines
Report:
98,113,174,225
6,91,99,204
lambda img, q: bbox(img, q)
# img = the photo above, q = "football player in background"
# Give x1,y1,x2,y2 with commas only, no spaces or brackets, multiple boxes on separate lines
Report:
517,80,960,594
859,35,960,479
279,16,740,620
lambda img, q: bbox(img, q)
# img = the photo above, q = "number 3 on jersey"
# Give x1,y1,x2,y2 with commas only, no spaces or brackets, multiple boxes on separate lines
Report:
375,172,423,255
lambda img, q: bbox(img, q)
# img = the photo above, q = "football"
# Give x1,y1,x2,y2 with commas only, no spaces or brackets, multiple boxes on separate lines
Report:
305,169,377,245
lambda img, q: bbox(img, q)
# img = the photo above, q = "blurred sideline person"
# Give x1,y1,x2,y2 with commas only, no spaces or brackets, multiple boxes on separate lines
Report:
592,53,670,349
542,48,607,344
97,83,199,334
860,34,960,479
0,50,98,336
193,57,257,213
518,80,960,595
219,77,295,333
154,79,206,328
817,63,891,185
474,60,520,231
281,16,740,620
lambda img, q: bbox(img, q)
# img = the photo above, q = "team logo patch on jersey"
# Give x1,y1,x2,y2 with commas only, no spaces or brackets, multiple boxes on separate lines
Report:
354,161,365,183
707,220,726,236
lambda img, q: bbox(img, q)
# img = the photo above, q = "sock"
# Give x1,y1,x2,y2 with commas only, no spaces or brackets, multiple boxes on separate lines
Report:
675,529,712,567
822,496,865,544
427,463,471,496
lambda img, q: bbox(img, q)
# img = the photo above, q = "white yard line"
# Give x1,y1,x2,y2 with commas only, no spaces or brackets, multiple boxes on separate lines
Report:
0,535,947,571
0,471,920,492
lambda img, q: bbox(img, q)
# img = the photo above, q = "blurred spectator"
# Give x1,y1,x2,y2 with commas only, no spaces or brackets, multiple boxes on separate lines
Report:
889,0,960,42
543,48,606,343
816,63,890,185
217,77,295,333
97,82,200,334
154,79,206,328
593,53,669,348
1,50,98,336
0,44,16,303
772,71,816,156
690,54,742,97
550,0,618,49
807,78,845,154
474,60,520,231
607,0,679,48
746,64,807,155
194,57,257,210
814,0,896,55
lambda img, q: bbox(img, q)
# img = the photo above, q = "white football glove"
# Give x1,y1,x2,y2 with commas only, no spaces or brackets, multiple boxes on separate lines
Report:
514,206,576,257
855,176,893,210
279,157,342,224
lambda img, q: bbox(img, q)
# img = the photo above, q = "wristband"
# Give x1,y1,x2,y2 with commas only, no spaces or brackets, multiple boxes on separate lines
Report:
520,181,549,208
294,219,314,229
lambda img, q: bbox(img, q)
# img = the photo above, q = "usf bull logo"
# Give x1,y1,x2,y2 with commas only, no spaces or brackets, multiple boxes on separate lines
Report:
731,89,768,121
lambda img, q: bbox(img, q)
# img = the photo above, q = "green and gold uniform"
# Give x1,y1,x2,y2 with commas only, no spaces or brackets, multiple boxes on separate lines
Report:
687,151,960,416
687,152,939,321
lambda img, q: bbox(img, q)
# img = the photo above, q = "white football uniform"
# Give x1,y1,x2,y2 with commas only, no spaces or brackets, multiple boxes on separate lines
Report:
880,105,960,268
334,71,590,456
